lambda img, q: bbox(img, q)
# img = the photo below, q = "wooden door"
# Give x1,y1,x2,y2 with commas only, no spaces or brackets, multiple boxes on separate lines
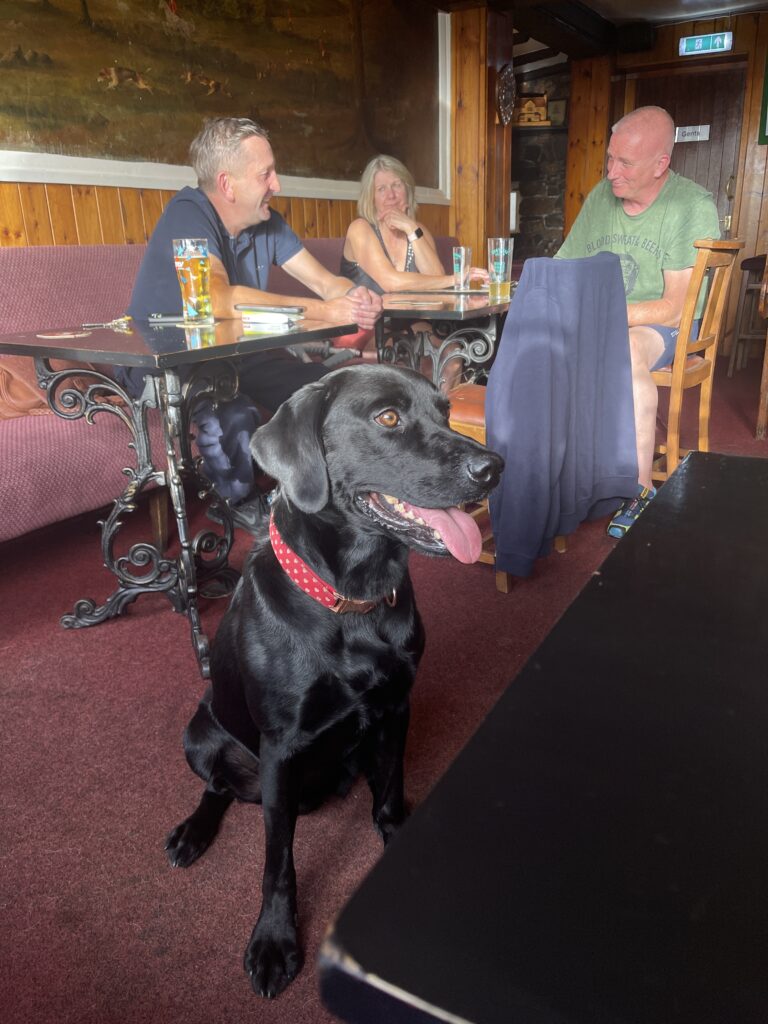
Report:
631,66,746,237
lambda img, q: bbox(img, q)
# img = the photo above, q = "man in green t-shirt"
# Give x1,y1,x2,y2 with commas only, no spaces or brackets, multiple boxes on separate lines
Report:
556,105,720,538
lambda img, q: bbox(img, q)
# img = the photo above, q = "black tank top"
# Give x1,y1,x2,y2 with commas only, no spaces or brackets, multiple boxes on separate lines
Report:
340,223,417,294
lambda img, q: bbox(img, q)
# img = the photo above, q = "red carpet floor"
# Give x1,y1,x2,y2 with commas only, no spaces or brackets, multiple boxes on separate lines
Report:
2,357,766,1024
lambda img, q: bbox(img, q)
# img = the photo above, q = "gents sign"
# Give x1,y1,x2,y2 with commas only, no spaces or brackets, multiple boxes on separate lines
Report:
675,125,711,143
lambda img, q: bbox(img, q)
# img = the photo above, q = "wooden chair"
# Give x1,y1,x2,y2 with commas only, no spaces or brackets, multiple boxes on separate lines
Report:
448,383,566,594
726,253,766,376
651,238,743,483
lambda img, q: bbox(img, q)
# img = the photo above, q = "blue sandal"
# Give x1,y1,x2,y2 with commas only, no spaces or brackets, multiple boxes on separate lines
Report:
607,486,657,539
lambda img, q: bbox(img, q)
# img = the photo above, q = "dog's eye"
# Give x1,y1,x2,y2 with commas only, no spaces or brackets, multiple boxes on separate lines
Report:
375,409,400,428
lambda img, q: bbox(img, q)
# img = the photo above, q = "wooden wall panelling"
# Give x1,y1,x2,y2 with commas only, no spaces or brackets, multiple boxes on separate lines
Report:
95,187,127,244
288,198,307,238
564,56,612,235
328,199,344,238
731,14,768,258
0,187,448,250
118,187,148,245
345,198,358,234
316,199,331,238
304,197,320,237
727,13,768,355
0,183,26,246
329,198,356,239
418,204,450,239
346,198,358,235
47,185,79,245
18,183,53,245
564,59,591,232
485,9,514,245
139,189,166,242
452,6,488,258
270,196,290,221
71,185,103,245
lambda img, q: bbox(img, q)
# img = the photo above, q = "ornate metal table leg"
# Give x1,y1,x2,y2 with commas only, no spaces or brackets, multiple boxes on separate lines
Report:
376,310,509,389
158,367,212,675
159,362,245,674
36,358,238,678
434,316,501,390
375,323,424,372
33,359,187,626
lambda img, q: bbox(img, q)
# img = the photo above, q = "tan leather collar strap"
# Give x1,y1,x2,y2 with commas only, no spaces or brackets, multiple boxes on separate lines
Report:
269,514,396,614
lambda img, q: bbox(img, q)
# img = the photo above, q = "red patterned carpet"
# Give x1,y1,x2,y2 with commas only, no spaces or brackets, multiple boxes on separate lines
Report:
2,357,766,1024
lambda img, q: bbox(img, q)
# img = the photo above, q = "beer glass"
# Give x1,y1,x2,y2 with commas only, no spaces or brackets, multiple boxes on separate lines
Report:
173,238,214,322
487,237,514,303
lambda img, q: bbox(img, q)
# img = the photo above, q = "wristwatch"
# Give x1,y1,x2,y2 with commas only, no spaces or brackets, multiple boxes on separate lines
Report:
407,227,424,243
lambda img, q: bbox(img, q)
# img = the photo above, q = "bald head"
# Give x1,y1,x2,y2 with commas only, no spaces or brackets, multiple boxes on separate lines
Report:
612,106,675,159
605,106,675,212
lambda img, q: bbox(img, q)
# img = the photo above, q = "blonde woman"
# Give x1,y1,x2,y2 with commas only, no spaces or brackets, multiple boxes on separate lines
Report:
342,154,486,292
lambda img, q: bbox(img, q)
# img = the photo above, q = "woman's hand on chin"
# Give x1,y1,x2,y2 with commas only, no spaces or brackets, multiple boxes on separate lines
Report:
381,210,415,236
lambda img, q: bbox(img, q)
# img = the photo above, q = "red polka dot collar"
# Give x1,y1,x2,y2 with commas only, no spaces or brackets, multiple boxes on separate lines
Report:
269,514,396,615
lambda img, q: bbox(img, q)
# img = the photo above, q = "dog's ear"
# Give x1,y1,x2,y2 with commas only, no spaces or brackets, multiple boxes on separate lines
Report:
250,379,330,512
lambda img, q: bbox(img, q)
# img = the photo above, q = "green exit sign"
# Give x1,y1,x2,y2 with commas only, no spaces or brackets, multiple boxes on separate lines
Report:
679,32,733,56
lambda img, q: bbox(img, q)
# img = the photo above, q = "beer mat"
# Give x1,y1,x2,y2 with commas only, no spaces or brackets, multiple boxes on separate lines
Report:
387,299,445,307
36,331,93,339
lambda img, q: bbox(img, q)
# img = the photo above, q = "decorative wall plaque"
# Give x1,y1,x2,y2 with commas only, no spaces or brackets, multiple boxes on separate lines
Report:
496,63,517,126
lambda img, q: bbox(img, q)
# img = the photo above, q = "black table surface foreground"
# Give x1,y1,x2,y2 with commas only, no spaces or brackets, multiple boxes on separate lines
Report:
320,452,768,1024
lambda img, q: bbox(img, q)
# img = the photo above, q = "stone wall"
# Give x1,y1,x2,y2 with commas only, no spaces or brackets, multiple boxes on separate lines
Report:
511,70,570,260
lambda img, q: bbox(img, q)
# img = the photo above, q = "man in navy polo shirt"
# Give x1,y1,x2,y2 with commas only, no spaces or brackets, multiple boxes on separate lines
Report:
128,116,382,526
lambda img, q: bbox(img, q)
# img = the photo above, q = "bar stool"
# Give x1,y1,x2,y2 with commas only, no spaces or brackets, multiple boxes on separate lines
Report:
727,253,766,376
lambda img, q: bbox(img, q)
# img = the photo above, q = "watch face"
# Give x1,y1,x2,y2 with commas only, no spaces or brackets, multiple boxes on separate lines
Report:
496,63,516,126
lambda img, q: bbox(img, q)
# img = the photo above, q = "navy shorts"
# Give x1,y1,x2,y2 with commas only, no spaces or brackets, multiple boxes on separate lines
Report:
648,320,700,371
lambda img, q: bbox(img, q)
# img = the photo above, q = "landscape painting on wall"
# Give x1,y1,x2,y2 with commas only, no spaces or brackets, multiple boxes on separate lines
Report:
0,0,441,186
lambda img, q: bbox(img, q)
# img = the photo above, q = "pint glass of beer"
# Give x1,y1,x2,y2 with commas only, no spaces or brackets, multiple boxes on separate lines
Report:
173,238,214,322
487,237,514,304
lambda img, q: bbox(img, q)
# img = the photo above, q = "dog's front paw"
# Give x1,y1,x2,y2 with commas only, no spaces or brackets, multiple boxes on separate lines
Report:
244,923,303,998
164,818,213,868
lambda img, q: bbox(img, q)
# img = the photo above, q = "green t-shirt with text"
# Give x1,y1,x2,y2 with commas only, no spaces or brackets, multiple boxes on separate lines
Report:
556,171,720,315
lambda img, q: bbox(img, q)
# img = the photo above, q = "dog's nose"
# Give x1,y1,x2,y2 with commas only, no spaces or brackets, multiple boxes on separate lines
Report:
466,451,504,487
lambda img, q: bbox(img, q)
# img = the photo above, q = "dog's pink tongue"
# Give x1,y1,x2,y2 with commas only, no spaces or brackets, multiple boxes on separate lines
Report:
408,503,482,564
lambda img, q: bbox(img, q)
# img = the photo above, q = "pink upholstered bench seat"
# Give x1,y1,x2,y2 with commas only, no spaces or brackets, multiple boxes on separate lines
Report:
0,411,165,545
0,244,149,544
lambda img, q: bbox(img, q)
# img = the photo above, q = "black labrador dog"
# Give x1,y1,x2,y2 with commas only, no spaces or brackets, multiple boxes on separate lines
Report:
165,364,503,997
